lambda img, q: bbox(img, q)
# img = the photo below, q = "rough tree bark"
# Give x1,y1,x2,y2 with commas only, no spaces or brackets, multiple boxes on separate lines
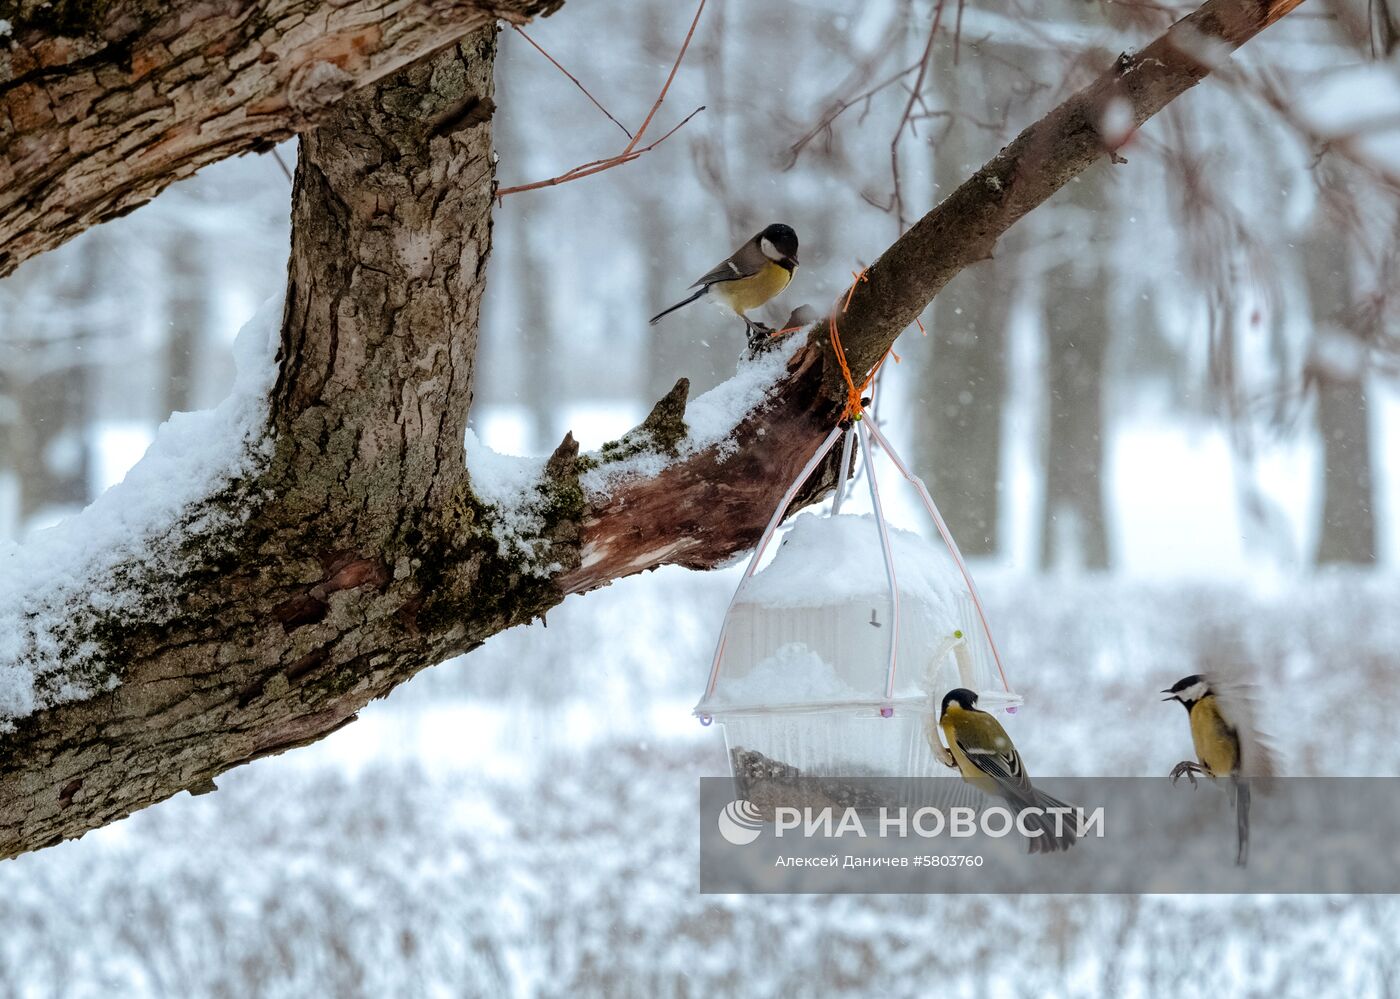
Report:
0,0,563,277
0,0,1306,860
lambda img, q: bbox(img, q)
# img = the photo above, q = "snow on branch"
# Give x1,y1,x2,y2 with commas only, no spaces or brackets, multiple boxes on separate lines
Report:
0,302,280,730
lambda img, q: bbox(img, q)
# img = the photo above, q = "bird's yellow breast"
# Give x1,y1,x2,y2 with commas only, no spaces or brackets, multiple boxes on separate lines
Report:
711,261,793,315
1189,695,1240,777
939,706,1005,797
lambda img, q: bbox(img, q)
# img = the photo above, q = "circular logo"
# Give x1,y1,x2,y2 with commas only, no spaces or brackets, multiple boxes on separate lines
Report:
717,799,765,846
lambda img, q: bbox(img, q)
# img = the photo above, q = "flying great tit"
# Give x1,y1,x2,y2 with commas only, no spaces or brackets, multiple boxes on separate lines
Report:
1163,672,1278,867
935,688,1077,853
649,223,799,334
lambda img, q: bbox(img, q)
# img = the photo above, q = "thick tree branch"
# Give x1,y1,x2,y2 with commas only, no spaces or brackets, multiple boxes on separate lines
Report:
563,0,1306,591
0,0,562,277
0,0,1302,861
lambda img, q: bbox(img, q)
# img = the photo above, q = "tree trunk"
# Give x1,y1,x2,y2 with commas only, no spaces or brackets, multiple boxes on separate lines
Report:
517,204,560,451
923,273,1009,556
164,231,203,415
1039,165,1113,571
0,0,1307,860
1,32,512,859
14,364,90,522
1314,373,1375,565
918,39,1010,557
1302,181,1377,566
12,239,97,523
643,198,698,402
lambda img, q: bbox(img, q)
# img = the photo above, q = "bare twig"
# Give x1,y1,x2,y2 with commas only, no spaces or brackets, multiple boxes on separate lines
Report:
890,2,947,229
513,25,632,139
271,147,295,184
621,0,708,156
496,106,706,197
497,0,709,199
953,0,967,64
783,60,925,168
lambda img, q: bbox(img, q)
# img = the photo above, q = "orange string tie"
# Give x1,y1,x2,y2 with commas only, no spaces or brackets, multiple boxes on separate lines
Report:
829,314,864,421
829,266,883,421
842,267,869,314
860,344,896,396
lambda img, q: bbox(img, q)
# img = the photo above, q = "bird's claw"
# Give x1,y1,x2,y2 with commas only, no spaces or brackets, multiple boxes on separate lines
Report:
1169,761,1202,788
743,320,779,357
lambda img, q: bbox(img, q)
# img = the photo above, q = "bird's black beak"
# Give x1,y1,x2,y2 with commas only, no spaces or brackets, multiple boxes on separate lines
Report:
1160,690,1176,701
784,256,799,268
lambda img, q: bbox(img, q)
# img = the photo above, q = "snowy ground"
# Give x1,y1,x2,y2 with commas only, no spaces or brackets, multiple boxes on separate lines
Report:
4,370,1399,996
3,398,1399,996
2,563,1399,997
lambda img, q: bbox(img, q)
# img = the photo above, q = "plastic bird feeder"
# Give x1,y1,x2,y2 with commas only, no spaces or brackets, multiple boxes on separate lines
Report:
695,414,1019,787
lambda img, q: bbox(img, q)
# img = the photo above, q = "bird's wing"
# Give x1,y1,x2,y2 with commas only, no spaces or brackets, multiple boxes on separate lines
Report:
953,714,1035,801
690,241,766,288
1205,670,1280,780
690,258,748,288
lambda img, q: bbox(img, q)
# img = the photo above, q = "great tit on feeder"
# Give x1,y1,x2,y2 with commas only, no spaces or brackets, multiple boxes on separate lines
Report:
1163,673,1277,867
649,223,799,335
936,688,1077,853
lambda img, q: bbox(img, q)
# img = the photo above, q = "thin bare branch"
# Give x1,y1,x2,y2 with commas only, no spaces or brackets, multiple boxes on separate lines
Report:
496,106,705,197
497,0,708,199
890,2,948,229
513,25,632,139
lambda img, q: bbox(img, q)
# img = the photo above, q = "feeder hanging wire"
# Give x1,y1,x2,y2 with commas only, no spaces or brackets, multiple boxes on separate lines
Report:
699,423,846,717
700,267,1011,720
862,415,1012,698
829,425,857,517
856,417,901,714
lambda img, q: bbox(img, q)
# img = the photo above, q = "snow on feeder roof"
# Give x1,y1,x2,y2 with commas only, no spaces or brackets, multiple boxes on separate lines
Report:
695,414,1019,792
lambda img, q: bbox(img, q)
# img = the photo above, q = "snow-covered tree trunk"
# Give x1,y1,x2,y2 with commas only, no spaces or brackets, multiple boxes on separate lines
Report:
0,0,1307,860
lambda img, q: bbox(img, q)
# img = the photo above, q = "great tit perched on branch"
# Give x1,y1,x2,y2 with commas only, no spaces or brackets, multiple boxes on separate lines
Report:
935,688,1078,854
1163,672,1278,867
649,223,799,335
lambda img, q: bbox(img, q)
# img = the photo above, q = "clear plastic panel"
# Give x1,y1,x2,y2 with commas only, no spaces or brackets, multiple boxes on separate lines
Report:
721,710,978,804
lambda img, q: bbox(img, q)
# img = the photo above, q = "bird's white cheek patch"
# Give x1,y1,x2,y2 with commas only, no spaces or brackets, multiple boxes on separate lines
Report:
760,237,782,261
1181,682,1208,702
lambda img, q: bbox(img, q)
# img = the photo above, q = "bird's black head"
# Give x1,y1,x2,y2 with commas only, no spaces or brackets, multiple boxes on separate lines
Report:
941,687,979,715
758,223,799,268
1162,674,1209,709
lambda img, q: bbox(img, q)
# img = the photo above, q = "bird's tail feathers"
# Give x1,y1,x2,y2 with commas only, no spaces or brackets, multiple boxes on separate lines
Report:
1020,789,1078,854
649,286,708,326
1233,776,1251,867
